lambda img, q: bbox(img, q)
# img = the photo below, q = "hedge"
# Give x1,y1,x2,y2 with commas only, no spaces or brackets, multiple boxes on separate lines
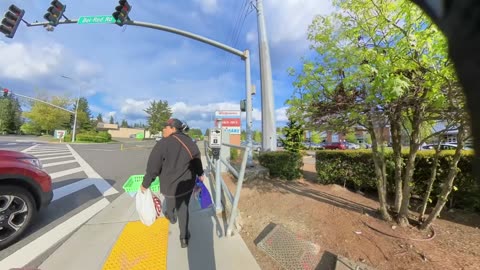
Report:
258,151,303,180
315,149,480,211
72,131,112,143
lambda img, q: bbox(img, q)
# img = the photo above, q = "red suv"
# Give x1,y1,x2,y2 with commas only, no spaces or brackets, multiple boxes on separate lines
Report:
324,142,347,150
0,150,53,249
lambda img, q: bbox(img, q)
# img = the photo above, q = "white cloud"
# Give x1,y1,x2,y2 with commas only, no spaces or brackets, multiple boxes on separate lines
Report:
74,60,103,78
275,106,289,121
194,0,219,14
119,99,150,118
0,41,62,79
246,31,257,43
264,0,334,48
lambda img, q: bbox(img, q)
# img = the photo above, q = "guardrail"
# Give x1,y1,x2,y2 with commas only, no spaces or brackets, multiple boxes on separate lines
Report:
204,140,249,237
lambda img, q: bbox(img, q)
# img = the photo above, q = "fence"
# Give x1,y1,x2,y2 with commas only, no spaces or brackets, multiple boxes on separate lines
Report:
204,140,250,237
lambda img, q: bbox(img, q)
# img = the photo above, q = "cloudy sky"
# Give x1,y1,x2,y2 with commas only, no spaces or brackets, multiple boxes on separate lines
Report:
0,0,333,131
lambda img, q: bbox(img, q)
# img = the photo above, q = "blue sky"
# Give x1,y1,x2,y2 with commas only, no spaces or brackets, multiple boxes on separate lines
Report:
0,0,333,132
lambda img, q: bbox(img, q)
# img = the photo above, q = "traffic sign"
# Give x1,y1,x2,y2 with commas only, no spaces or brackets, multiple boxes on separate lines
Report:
77,15,116,24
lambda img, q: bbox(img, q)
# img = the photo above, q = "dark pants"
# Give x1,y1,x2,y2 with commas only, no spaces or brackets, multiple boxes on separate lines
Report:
164,191,193,240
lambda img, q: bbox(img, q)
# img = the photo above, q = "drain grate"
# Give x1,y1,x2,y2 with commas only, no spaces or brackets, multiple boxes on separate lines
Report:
256,223,319,270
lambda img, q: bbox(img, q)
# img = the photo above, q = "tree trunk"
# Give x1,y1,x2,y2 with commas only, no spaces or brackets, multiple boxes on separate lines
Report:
389,106,403,213
418,138,442,221
421,126,465,230
367,118,392,221
398,107,423,227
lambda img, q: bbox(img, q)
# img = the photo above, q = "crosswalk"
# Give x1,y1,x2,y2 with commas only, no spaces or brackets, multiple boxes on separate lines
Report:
21,144,118,200
0,143,119,269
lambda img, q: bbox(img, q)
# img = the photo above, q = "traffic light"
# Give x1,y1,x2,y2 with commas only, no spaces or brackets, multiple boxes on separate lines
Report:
2,88,9,97
0,5,25,38
240,99,246,112
112,0,131,26
44,0,66,26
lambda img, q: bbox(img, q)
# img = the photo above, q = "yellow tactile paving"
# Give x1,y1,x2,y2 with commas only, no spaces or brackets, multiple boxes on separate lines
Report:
102,218,169,270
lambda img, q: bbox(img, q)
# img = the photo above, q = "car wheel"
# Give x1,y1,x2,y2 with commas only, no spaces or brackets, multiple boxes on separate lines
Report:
0,185,37,250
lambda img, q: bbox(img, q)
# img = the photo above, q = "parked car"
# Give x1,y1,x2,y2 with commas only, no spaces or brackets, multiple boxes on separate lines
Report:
324,142,347,150
345,142,360,150
0,150,53,249
422,143,471,150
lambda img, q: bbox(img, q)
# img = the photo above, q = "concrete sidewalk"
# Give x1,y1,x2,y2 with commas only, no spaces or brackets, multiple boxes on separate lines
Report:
38,191,261,270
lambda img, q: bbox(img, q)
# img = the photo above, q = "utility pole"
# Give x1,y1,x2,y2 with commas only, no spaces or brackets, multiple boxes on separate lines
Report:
255,0,277,151
61,75,81,143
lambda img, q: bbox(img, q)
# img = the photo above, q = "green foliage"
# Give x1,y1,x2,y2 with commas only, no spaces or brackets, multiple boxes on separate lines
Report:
23,95,70,134
253,130,262,142
310,131,322,143
258,151,303,180
73,97,93,131
109,115,114,124
121,119,129,128
187,128,203,139
144,100,172,134
205,128,210,137
314,150,479,211
345,132,357,143
97,113,103,123
75,131,112,143
230,148,239,162
281,117,304,153
0,96,22,134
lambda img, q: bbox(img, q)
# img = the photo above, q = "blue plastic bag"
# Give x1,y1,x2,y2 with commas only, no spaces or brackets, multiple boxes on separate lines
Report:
193,178,213,209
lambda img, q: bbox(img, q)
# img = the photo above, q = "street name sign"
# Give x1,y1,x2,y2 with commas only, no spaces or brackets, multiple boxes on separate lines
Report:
77,15,116,24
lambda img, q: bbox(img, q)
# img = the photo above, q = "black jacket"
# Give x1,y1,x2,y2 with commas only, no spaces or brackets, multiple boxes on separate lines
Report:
142,132,204,197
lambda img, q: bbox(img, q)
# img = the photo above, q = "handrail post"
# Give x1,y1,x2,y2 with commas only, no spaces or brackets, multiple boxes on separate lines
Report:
226,146,249,236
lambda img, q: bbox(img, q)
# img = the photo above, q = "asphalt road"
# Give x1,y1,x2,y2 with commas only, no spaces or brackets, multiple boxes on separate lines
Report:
0,137,206,268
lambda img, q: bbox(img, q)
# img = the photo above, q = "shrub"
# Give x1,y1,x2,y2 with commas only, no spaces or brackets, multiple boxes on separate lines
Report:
259,151,303,180
230,148,239,162
314,149,478,211
76,131,112,143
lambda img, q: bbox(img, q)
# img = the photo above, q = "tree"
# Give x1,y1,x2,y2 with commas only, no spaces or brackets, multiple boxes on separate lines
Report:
97,113,104,123
0,95,22,134
281,117,304,153
109,115,115,124
205,128,210,137
287,0,462,224
187,128,203,139
121,119,129,128
23,95,70,135
253,131,262,142
144,100,172,134
72,97,93,131
345,132,357,143
310,131,322,143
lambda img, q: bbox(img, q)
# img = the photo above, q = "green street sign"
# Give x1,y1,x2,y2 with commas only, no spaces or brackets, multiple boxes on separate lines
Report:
77,15,116,24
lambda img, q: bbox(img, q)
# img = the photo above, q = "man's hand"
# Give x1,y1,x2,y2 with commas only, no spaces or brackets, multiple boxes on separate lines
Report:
198,175,206,182
140,185,147,193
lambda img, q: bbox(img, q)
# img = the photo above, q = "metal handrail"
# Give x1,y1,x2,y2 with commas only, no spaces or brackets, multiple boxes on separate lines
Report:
204,140,249,236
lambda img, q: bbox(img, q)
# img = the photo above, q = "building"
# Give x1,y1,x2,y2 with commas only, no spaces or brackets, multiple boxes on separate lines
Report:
96,123,146,139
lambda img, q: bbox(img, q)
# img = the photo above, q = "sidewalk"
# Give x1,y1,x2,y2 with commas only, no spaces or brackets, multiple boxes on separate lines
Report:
38,170,261,269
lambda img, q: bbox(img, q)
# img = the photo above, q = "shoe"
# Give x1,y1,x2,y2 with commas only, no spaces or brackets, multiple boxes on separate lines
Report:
180,238,188,248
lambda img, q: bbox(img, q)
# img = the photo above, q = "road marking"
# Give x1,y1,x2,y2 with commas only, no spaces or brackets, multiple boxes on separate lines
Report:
31,151,71,157
28,148,68,153
67,144,118,196
21,144,38,153
0,198,110,270
39,155,73,161
52,178,114,201
6,142,16,145
50,167,84,179
43,159,78,168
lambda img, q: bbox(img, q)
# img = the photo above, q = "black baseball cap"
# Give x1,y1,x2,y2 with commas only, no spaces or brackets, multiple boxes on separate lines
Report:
163,118,183,129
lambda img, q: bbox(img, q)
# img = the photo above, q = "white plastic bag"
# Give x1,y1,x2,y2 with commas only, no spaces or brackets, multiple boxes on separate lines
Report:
135,189,157,226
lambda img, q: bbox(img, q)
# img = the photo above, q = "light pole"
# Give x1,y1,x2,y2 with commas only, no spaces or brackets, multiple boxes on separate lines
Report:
61,75,81,142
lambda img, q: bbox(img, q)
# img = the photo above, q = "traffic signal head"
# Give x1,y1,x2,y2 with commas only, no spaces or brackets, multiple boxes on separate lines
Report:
112,0,131,26
240,99,246,112
44,0,66,26
0,5,25,38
